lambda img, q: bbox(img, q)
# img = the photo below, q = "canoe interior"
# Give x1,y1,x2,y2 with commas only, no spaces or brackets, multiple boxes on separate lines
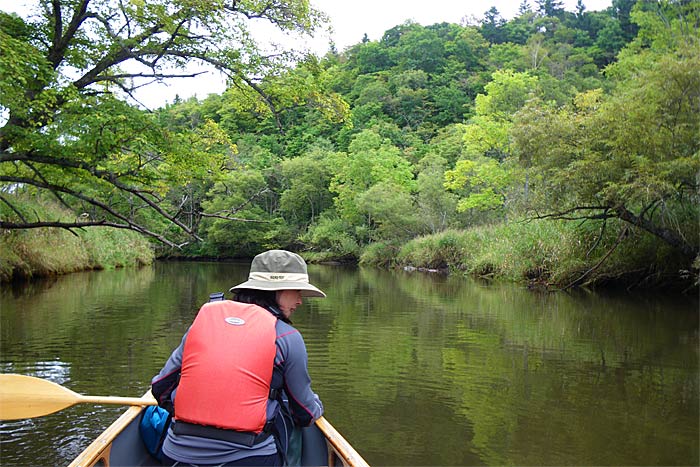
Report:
107,406,159,467
69,405,336,467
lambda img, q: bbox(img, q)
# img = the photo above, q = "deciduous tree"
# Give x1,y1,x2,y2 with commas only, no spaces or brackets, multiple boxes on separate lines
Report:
0,0,324,247
513,46,699,257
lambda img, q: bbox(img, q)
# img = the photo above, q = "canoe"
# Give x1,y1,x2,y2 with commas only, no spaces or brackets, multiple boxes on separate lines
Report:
68,393,369,467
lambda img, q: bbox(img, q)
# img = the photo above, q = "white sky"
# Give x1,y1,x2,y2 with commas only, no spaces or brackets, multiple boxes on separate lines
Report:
2,0,612,109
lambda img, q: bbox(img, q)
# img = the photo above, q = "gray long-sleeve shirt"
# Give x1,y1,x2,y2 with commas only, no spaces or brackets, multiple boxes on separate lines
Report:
152,311,323,464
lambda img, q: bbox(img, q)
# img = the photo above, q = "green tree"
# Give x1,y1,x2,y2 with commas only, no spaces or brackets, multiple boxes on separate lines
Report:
502,10,539,45
444,158,514,213
416,153,460,233
278,145,335,230
593,15,628,66
387,70,431,129
392,23,447,73
329,129,415,240
346,41,393,74
199,170,281,256
356,182,421,242
443,69,537,220
536,0,565,18
513,46,700,257
0,0,325,247
480,7,507,44
475,70,540,119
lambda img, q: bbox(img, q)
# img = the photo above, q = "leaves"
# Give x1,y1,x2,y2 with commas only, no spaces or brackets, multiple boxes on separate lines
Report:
2,0,697,265
512,43,699,255
0,0,325,247
329,129,415,228
444,158,513,212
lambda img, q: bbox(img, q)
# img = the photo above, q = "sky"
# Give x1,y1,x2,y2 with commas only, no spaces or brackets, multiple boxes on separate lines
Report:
3,0,612,109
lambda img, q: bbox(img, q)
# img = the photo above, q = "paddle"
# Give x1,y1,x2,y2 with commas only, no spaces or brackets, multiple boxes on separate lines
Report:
0,374,157,420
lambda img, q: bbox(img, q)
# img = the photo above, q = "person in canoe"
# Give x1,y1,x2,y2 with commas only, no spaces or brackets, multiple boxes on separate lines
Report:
151,250,325,466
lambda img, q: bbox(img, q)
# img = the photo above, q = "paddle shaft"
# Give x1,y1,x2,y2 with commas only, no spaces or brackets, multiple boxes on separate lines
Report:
77,395,157,406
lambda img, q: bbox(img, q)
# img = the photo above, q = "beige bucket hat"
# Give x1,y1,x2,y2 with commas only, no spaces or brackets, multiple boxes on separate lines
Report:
229,250,326,298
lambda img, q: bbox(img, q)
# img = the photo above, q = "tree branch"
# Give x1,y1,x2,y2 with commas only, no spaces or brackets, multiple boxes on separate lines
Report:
561,226,630,291
0,194,28,223
0,175,196,247
530,205,615,221
197,214,271,223
530,203,698,258
1,152,198,237
48,0,90,69
0,219,184,248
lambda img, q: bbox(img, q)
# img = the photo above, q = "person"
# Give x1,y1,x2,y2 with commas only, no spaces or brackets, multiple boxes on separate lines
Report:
151,250,325,466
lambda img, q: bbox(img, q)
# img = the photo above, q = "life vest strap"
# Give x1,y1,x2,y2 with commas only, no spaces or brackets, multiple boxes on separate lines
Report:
208,292,225,302
171,420,272,447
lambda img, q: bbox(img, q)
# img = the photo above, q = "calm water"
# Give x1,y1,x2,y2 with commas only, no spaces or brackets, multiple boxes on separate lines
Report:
0,262,698,466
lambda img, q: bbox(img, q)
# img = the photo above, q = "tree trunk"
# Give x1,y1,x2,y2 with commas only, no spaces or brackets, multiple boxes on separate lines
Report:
615,206,697,258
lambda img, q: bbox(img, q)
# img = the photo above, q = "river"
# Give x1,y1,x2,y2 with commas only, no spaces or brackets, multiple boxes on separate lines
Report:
0,261,698,466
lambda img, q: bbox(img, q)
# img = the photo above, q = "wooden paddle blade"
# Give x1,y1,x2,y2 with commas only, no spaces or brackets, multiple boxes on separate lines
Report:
0,374,81,420
0,374,158,420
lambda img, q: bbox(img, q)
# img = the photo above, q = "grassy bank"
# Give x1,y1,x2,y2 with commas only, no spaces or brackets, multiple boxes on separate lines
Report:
0,200,154,282
7,196,694,292
360,219,699,292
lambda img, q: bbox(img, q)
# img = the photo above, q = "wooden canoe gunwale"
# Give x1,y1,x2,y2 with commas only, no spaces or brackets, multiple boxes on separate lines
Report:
68,400,149,467
315,417,370,467
68,397,370,467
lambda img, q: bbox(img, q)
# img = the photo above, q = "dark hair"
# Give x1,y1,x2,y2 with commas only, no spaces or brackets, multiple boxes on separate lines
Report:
232,288,291,323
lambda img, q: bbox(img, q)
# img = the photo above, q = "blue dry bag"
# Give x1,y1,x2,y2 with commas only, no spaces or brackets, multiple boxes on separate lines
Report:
139,405,172,462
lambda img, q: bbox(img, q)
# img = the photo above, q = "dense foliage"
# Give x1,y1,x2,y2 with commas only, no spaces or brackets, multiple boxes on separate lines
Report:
2,0,698,287
0,0,334,247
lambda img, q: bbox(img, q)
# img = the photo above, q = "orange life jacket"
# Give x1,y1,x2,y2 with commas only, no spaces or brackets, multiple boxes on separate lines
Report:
173,300,277,433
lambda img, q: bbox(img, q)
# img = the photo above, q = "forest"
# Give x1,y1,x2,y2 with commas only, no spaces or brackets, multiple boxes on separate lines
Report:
0,0,698,290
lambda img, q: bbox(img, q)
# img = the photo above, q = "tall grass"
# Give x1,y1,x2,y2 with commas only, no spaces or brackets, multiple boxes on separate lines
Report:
375,219,696,290
0,198,154,282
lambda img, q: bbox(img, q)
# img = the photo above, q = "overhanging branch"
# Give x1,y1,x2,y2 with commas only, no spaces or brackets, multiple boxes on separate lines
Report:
529,203,698,258
1,152,199,238
0,219,185,248
0,174,197,247
530,205,615,221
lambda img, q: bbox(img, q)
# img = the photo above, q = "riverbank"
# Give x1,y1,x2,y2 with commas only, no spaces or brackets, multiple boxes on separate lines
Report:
3,208,696,292
0,224,154,283
355,219,699,293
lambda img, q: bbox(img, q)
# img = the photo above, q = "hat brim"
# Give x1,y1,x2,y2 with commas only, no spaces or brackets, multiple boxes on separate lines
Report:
229,280,326,298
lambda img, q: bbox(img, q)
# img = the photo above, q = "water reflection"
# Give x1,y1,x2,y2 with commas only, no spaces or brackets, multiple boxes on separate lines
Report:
0,262,697,466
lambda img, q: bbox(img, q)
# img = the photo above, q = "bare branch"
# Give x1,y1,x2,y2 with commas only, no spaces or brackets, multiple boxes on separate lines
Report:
561,226,630,291
0,175,197,247
197,214,271,223
0,195,28,223
0,219,182,248
529,205,614,221
586,217,607,259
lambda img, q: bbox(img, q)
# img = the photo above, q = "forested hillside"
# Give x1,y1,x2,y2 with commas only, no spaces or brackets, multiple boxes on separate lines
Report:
1,0,698,289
